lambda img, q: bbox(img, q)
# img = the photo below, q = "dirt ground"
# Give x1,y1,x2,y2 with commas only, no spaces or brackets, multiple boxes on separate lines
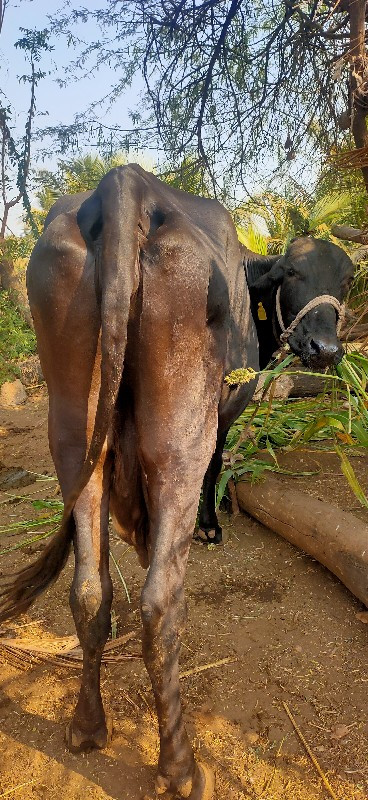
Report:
0,390,368,800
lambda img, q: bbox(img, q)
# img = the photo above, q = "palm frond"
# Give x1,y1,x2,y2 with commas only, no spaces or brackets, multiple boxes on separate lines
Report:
308,192,352,230
236,224,268,254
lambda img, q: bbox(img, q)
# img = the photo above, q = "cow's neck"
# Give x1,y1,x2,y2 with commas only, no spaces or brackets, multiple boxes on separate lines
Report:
248,285,280,370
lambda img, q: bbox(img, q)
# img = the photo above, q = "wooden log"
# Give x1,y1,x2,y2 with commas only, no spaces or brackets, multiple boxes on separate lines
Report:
331,224,368,245
236,476,368,607
350,244,368,264
288,372,326,397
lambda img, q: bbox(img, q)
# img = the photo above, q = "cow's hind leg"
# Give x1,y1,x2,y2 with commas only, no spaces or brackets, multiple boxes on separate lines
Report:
137,404,218,797
140,468,215,800
49,417,113,752
28,210,114,750
66,449,113,751
136,224,221,797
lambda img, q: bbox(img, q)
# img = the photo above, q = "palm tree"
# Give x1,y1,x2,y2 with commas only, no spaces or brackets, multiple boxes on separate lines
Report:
236,189,353,254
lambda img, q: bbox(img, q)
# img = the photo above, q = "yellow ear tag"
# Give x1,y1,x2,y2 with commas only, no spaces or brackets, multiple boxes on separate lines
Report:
257,302,267,321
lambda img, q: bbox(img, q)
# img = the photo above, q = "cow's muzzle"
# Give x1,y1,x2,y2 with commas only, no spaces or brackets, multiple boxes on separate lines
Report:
296,333,344,369
276,288,345,369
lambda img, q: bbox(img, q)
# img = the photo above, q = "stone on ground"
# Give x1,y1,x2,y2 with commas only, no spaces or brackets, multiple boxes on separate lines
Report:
0,379,27,407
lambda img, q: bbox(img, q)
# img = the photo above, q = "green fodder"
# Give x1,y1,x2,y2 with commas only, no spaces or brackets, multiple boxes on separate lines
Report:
219,350,368,509
0,498,63,555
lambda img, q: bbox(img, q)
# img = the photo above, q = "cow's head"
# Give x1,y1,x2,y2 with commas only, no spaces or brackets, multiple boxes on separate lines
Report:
247,237,354,370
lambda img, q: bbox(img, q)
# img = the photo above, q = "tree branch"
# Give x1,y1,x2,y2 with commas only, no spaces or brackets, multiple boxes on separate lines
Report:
196,0,241,166
331,223,368,243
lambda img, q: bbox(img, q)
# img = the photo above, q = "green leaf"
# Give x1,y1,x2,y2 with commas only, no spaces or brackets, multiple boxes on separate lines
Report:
236,225,268,255
326,417,345,432
334,445,368,508
216,469,234,508
351,421,368,448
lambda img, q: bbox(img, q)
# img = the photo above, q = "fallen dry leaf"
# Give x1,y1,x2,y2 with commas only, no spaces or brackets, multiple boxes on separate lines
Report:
330,724,351,740
355,611,368,624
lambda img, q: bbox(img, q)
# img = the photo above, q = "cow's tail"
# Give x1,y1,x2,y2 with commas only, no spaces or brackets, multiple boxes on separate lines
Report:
0,166,142,623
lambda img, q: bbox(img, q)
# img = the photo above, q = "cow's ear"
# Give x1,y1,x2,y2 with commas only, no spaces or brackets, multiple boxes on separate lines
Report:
248,258,284,292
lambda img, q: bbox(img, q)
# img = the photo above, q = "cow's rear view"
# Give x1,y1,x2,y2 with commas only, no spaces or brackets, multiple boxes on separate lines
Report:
0,165,353,800
0,165,245,799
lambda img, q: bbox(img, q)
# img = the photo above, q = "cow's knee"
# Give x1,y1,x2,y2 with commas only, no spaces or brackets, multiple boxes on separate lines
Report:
141,579,187,643
141,583,168,627
70,571,112,639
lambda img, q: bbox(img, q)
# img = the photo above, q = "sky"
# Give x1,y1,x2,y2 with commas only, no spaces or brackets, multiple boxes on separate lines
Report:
1,0,152,232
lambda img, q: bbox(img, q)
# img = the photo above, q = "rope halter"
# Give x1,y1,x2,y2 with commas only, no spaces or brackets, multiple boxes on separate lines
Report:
275,286,345,344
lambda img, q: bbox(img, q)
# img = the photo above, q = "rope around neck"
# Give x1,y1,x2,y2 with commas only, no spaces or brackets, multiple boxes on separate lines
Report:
275,287,345,344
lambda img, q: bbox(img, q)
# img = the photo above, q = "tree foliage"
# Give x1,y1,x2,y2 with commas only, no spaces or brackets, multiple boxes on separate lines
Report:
49,0,368,196
0,24,52,238
34,151,212,216
317,163,368,229
0,290,36,383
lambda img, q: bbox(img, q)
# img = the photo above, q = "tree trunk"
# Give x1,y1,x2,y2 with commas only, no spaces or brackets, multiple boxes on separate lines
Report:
348,0,368,192
236,476,368,607
0,257,34,329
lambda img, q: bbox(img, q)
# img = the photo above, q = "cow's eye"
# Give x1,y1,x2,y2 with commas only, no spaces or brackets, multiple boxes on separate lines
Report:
342,276,354,291
287,267,297,277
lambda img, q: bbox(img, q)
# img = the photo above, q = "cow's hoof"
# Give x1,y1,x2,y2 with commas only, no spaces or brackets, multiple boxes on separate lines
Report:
65,714,113,752
154,763,214,800
181,763,215,800
194,526,223,545
155,774,171,795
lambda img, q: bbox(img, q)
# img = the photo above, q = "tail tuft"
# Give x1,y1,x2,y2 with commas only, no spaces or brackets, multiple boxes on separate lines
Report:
0,514,74,623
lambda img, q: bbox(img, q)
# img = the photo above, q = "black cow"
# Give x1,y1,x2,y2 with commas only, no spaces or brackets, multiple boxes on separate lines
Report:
198,234,352,544
0,165,353,800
